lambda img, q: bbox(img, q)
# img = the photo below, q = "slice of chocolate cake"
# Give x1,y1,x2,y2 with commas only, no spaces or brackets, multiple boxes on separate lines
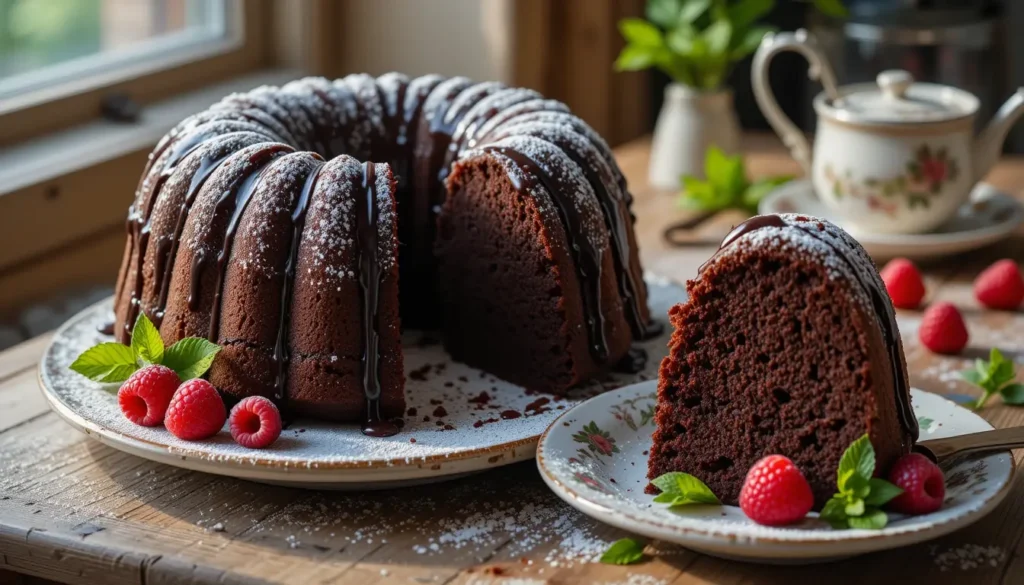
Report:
647,214,917,508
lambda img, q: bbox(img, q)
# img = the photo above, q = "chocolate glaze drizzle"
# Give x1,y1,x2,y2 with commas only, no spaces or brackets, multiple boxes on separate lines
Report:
484,145,610,363
705,214,919,444
357,162,398,437
273,163,323,402
204,145,292,341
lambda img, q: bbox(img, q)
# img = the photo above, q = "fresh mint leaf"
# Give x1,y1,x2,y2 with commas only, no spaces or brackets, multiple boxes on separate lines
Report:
838,434,875,485
864,478,903,507
619,19,663,48
130,314,164,366
163,337,221,380
678,147,790,213
819,497,848,528
962,347,1020,409
70,343,139,383
847,509,887,530
600,538,645,565
960,368,984,386
844,498,865,517
650,472,720,505
1001,383,1024,405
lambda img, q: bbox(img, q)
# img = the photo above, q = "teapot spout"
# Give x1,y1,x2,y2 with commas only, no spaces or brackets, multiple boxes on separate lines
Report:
975,88,1024,183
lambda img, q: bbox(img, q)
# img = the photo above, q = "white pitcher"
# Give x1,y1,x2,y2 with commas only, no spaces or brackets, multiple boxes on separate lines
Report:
751,29,1024,234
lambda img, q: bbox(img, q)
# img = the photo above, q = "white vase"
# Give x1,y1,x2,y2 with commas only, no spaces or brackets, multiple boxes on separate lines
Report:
648,84,741,190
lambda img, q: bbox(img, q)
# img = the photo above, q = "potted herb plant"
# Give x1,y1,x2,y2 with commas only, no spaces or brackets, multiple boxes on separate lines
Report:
616,0,846,190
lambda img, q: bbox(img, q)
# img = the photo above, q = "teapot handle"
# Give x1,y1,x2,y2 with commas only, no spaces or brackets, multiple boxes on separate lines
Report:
751,29,841,176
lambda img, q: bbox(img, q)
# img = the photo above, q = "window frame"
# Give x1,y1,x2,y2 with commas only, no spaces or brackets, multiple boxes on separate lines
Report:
0,0,270,147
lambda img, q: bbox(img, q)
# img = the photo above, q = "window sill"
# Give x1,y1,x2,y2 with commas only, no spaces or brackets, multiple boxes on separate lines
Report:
0,68,300,197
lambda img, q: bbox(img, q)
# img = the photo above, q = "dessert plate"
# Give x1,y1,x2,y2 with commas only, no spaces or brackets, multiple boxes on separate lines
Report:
759,180,1024,261
537,380,1014,564
39,276,682,490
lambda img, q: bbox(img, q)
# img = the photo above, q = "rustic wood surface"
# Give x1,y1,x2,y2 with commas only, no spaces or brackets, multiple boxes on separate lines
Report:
2,135,1024,585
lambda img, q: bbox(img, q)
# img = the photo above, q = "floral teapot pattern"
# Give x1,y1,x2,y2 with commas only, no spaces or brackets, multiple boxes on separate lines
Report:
752,30,1024,235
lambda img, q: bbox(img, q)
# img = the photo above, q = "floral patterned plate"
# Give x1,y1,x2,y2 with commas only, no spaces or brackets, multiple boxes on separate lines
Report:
537,380,1014,563
759,180,1024,261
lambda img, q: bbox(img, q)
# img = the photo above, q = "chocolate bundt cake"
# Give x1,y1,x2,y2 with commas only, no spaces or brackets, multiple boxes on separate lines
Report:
647,214,917,508
112,74,657,436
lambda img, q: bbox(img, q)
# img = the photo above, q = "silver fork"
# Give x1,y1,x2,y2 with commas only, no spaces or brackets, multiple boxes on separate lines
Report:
915,427,1024,465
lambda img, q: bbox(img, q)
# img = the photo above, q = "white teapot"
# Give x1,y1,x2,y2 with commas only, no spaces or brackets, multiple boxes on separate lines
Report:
751,29,1024,234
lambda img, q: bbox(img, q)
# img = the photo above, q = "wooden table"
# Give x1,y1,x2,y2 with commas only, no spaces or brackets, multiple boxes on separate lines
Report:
2,135,1024,585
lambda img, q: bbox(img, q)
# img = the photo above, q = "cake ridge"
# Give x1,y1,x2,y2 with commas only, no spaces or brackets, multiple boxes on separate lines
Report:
116,73,652,433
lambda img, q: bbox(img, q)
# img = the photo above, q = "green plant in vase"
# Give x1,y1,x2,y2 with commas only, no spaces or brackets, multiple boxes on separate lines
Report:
617,0,846,190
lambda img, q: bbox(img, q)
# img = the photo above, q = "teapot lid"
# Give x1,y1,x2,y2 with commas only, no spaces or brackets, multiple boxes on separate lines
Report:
820,70,979,125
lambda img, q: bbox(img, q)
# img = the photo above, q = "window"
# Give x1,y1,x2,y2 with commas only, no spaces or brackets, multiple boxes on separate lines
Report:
0,0,229,99
0,0,266,145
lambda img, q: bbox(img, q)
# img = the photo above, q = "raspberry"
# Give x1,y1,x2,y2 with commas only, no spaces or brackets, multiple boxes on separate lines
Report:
117,365,181,426
229,396,283,449
164,379,226,440
880,258,926,309
739,455,814,526
918,301,968,354
887,453,945,515
974,259,1024,310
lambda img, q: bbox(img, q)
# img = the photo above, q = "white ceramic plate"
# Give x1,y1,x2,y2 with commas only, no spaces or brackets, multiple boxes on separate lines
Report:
759,180,1024,261
537,380,1014,563
39,277,683,490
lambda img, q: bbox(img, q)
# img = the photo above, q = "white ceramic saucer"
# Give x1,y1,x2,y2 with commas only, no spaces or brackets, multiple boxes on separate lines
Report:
537,380,1013,564
39,277,682,490
759,180,1024,261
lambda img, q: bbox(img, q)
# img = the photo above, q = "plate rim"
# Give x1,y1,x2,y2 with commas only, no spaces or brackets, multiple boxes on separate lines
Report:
39,277,682,485
760,179,1024,247
536,380,1016,556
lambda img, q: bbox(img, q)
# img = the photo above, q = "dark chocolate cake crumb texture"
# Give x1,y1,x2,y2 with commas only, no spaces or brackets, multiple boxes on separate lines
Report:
647,214,914,508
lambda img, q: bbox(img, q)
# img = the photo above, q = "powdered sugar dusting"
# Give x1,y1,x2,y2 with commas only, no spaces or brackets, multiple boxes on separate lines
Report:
40,278,677,475
472,134,609,255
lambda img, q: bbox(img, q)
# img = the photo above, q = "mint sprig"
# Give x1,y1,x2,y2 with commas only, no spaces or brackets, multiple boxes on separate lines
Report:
71,314,220,383
678,146,793,214
960,348,1022,409
650,471,720,507
600,538,645,565
819,435,903,530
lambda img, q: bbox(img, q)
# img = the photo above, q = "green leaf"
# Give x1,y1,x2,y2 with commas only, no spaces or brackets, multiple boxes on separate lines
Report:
819,497,847,527
846,508,887,530
680,176,728,212
650,472,720,504
163,337,221,380
619,18,663,47
730,25,774,60
704,146,744,195
130,313,164,366
600,538,645,565
838,434,875,485
70,342,139,383
844,498,865,517
960,368,984,386
845,472,871,499
812,0,849,18
702,19,732,56
615,45,661,71
864,478,903,507
728,0,774,30
1001,384,1024,405
678,0,712,24
646,0,683,29
991,351,1016,388
666,24,698,56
